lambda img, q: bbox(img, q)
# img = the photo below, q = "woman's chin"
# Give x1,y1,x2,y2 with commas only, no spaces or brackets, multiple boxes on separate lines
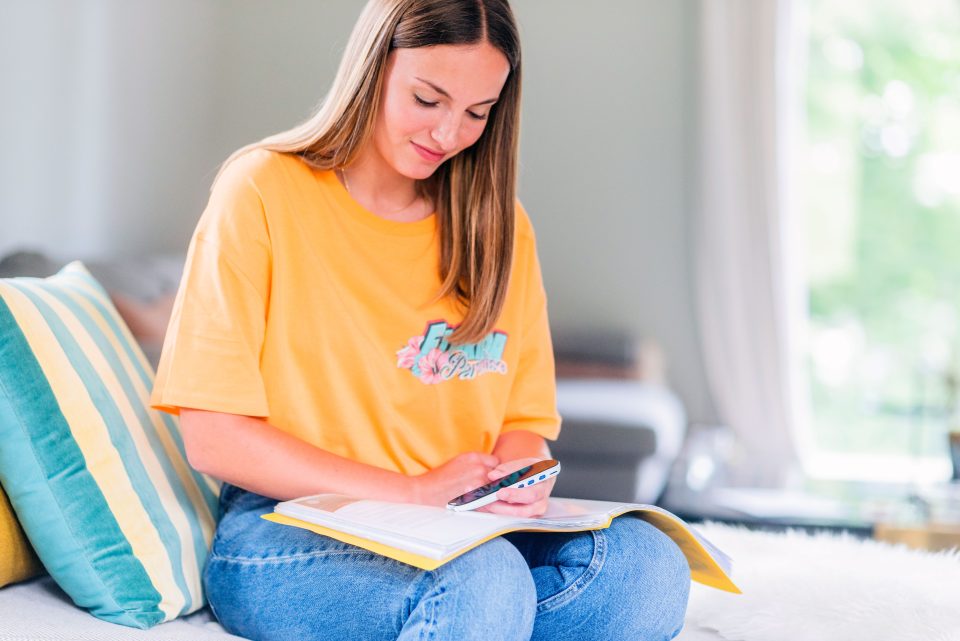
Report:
395,150,453,180
400,163,444,181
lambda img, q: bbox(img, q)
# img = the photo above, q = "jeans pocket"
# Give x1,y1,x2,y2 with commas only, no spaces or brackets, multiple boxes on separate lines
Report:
535,529,607,613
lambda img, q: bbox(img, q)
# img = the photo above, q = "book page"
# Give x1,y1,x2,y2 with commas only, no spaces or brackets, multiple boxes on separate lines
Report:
519,497,630,527
335,501,504,543
278,496,510,551
276,495,617,551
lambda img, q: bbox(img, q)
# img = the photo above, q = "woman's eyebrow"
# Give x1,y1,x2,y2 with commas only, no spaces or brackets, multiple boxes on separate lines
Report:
414,77,498,105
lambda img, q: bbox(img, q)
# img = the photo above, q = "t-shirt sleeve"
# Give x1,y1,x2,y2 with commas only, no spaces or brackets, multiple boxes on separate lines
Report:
500,205,562,441
150,153,272,418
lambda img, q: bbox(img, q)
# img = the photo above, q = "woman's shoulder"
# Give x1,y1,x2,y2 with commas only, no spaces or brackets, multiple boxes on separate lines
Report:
216,148,304,188
199,149,304,238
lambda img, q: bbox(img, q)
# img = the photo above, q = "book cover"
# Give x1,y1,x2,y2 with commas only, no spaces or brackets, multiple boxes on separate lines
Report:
262,495,741,594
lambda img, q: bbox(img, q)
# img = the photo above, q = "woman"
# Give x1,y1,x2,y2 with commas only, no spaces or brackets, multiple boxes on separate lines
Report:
151,1,690,639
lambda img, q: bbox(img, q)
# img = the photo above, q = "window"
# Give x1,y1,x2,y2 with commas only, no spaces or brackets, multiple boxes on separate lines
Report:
799,0,960,481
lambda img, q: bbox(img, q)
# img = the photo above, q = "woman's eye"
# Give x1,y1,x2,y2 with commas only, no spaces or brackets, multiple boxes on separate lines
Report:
415,94,487,121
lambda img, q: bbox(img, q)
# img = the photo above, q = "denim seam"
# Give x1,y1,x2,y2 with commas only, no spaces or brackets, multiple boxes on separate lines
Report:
207,548,382,565
417,569,446,641
535,529,607,614
206,589,223,625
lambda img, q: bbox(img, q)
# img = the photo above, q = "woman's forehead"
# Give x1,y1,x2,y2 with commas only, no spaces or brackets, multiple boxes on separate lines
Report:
390,43,510,102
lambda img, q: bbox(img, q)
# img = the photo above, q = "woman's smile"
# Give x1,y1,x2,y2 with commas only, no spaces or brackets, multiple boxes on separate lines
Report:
411,141,446,162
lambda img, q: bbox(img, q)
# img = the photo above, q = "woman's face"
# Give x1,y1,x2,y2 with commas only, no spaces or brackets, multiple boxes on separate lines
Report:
371,42,511,180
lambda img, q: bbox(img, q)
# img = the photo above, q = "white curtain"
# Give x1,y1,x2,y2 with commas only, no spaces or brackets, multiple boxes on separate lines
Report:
695,0,807,487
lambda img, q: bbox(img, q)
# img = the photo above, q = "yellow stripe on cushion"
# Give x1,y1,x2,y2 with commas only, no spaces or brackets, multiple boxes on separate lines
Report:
1,285,184,619
202,475,221,500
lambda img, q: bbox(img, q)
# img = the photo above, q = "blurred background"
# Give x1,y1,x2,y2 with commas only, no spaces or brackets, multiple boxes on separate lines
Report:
3,0,960,535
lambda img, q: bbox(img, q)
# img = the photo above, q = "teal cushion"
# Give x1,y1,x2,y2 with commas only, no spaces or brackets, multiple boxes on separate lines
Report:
0,262,219,629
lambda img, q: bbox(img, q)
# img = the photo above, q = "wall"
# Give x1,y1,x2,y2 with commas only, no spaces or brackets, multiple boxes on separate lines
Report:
1,1,223,256
0,0,716,423
513,0,714,422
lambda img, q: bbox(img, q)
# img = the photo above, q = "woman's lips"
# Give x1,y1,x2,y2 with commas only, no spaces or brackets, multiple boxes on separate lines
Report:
412,142,445,162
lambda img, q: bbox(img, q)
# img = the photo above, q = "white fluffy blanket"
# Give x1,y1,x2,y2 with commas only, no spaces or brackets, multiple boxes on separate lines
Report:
682,523,960,641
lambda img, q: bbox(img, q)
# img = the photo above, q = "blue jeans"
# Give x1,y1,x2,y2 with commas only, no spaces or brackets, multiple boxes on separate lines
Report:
205,484,690,641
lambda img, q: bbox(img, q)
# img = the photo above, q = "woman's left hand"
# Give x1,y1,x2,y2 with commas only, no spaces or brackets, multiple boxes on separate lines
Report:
477,457,555,518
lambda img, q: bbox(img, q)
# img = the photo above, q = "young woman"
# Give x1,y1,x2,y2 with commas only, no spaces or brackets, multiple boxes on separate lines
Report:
151,1,690,639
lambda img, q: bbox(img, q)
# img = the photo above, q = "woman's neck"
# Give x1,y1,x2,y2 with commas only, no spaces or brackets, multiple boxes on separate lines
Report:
340,151,430,222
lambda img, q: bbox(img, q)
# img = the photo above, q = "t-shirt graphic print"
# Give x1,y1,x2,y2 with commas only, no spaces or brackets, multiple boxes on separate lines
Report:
396,320,508,384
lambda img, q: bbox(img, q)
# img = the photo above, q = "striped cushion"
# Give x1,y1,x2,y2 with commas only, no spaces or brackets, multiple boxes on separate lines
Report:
0,262,219,629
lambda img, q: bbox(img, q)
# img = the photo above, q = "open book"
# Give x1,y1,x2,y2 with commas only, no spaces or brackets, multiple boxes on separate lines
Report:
262,495,740,594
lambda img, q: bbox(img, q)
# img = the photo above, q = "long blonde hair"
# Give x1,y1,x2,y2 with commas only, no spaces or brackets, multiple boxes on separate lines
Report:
218,0,522,345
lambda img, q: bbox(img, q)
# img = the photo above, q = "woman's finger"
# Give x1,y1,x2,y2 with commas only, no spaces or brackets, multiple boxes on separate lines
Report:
495,488,532,504
480,500,539,517
487,457,542,480
496,483,550,505
481,497,550,518
487,466,510,479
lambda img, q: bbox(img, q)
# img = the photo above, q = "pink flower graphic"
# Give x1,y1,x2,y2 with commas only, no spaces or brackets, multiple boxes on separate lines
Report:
396,336,424,369
417,348,450,385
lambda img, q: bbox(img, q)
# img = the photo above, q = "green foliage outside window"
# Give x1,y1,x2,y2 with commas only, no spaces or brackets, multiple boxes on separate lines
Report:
802,0,960,466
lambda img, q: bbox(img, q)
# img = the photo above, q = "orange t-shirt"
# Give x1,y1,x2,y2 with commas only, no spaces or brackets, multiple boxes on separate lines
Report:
150,149,560,475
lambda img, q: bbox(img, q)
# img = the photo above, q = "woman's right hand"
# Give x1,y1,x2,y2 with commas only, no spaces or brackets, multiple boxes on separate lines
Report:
409,452,500,507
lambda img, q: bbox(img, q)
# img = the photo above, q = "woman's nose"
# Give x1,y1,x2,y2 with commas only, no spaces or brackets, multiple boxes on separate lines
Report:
431,114,459,151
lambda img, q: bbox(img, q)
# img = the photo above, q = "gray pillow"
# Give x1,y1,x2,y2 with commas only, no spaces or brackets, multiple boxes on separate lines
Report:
0,249,184,303
0,249,184,369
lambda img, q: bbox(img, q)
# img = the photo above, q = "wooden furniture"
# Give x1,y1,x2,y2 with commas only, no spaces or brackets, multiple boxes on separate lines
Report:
873,521,960,552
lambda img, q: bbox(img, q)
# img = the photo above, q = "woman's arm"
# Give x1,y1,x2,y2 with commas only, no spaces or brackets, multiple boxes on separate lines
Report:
180,408,499,505
491,429,551,462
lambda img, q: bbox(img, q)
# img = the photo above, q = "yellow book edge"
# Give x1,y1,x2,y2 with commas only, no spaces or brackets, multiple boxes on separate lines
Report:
262,507,741,594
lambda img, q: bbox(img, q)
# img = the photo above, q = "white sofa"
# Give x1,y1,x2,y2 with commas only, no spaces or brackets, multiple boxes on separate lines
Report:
0,576,243,640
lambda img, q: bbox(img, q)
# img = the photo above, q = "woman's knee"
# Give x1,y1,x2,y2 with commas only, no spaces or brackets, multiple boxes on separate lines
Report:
522,519,690,641
204,538,422,641
425,537,536,640
606,517,691,636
